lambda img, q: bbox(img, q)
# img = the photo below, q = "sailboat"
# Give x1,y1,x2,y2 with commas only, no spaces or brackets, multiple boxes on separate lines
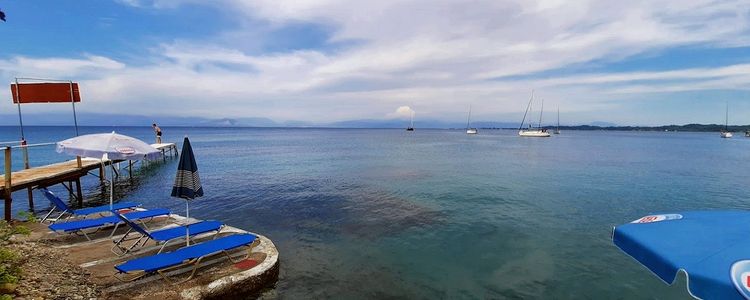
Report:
554,107,560,134
720,103,732,138
518,91,551,137
406,110,415,131
466,105,478,134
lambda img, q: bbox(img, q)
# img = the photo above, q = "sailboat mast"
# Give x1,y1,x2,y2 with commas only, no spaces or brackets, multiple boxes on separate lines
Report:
538,98,544,129
467,105,472,129
519,90,534,130
725,102,729,131
557,107,560,131
410,111,414,128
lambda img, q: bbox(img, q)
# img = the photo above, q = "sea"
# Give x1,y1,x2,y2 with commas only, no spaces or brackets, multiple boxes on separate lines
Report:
2,126,750,299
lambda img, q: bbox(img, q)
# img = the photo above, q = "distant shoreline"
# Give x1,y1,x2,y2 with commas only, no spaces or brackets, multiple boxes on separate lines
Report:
1,124,749,132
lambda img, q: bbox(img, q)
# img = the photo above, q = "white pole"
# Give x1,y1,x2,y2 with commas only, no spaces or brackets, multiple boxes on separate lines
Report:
186,201,190,246
110,164,115,209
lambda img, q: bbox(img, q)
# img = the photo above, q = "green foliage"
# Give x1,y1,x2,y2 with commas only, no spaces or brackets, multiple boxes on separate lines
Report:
0,294,11,300
0,222,28,245
0,221,29,287
16,211,37,224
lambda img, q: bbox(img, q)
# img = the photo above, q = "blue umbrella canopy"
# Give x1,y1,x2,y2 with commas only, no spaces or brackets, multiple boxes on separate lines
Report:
171,136,203,199
613,211,750,299
171,137,202,246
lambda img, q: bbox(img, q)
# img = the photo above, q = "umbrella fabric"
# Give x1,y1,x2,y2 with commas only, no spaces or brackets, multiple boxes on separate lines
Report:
613,211,750,300
171,137,203,199
171,137,202,246
57,132,161,160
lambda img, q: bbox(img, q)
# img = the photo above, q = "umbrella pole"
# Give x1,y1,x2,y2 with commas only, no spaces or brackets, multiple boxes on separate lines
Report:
110,164,114,210
186,201,190,246
101,159,112,210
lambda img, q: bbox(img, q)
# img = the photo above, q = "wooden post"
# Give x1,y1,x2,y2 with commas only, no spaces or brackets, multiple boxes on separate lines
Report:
99,165,105,184
68,181,74,202
26,188,33,211
76,156,82,168
21,140,33,211
128,160,133,179
75,178,83,207
21,140,29,169
4,147,12,221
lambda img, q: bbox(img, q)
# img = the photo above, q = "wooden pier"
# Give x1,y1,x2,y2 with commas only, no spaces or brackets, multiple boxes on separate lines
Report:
151,143,179,160
1,143,179,222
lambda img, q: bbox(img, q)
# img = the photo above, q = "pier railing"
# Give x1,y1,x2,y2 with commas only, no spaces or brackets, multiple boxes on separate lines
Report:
2,141,80,221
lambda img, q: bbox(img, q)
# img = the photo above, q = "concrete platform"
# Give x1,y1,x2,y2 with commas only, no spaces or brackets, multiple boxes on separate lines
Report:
37,213,279,299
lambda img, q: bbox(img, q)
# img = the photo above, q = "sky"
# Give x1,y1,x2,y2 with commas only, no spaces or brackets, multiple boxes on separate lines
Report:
0,0,749,126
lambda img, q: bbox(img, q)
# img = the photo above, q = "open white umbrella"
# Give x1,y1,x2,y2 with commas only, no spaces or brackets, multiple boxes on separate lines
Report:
56,132,161,209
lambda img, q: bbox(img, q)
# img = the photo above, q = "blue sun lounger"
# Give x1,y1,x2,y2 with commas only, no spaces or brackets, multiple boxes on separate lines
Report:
39,188,140,223
114,233,257,283
49,208,170,240
111,211,223,256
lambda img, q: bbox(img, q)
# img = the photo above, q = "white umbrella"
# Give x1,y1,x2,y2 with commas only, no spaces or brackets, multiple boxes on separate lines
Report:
56,132,161,209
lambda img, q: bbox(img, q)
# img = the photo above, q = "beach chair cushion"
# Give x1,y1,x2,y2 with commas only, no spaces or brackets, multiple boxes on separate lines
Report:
49,209,170,232
74,201,140,216
42,188,139,216
115,234,257,273
149,221,223,242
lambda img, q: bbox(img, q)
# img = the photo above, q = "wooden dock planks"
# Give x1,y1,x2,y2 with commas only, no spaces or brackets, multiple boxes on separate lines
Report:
1,160,99,192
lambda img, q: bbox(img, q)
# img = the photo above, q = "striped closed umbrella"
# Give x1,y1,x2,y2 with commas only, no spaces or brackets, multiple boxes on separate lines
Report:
171,136,203,245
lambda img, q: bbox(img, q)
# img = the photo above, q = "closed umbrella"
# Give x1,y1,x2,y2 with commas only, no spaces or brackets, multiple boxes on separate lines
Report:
171,136,203,246
57,132,161,209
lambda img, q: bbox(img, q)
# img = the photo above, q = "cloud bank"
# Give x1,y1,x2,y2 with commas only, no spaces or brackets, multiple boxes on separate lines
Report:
2,0,749,125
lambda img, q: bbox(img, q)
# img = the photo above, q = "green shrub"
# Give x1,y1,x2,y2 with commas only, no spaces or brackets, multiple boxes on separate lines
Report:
0,221,30,286
16,211,37,223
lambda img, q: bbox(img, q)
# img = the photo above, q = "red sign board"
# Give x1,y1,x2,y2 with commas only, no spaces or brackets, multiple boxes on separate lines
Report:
10,82,81,104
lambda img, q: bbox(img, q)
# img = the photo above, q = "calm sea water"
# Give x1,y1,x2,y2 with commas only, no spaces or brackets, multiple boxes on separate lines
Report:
2,126,750,299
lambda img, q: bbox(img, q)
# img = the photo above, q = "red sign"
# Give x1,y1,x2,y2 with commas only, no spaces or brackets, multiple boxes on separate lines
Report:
10,82,81,104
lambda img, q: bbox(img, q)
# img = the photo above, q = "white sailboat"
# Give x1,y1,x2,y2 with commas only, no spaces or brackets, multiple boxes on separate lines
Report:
406,110,415,131
518,91,551,137
466,105,478,134
720,103,732,138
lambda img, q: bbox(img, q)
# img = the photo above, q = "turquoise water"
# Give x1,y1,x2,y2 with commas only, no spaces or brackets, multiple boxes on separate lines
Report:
3,126,750,298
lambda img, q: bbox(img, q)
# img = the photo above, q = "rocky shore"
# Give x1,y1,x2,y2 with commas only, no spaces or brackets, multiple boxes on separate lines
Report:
9,240,100,299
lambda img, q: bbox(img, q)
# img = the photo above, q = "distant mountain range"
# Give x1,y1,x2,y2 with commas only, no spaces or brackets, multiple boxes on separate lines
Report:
0,112,522,128
1,113,747,132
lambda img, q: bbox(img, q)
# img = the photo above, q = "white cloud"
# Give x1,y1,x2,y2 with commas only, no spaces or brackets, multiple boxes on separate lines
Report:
387,106,415,119
2,0,750,125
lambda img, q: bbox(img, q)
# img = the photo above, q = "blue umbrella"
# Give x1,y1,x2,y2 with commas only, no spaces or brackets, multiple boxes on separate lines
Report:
613,211,750,299
171,136,203,246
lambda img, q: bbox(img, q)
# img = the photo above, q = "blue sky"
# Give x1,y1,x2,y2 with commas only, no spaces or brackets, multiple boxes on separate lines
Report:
1,0,749,126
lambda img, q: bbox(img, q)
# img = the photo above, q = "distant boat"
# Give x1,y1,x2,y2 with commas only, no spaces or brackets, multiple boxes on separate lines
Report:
406,110,415,131
745,130,750,137
466,105,478,134
720,103,732,138
554,107,560,134
518,91,551,137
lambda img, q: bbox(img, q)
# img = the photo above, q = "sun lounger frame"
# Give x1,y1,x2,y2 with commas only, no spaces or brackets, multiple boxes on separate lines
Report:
110,213,223,256
114,234,258,284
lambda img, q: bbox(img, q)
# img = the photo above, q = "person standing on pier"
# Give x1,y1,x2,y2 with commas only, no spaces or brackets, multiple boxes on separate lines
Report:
152,123,162,144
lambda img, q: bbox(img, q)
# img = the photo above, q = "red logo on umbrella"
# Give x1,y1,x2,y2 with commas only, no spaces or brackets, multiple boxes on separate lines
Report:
631,214,682,224
731,260,750,298
116,146,135,154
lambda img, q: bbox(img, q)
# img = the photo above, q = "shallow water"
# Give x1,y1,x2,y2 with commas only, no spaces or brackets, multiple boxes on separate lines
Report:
3,126,750,298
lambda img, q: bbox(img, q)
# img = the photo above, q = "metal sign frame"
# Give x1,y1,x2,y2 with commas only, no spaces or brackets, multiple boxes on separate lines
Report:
12,77,80,139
